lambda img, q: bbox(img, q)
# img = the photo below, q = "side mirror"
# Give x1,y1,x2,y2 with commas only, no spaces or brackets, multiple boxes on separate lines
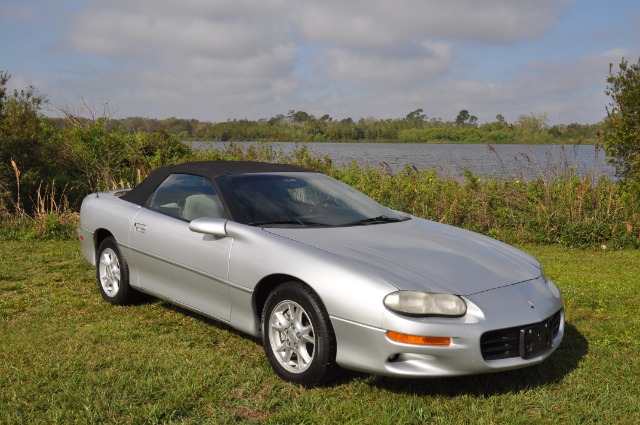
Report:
188,217,228,237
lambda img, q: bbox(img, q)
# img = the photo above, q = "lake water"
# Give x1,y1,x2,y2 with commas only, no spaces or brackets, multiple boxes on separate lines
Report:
191,141,616,181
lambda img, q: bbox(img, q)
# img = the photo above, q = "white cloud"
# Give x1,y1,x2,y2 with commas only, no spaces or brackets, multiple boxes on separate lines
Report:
297,0,572,48
61,0,300,119
322,40,453,86
71,2,291,60
28,0,627,122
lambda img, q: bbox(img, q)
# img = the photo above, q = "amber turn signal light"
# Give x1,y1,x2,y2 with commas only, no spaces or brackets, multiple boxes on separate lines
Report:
386,331,451,346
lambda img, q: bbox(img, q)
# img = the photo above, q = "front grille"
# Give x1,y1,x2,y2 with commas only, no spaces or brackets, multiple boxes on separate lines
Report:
550,310,561,336
480,328,520,360
480,310,562,361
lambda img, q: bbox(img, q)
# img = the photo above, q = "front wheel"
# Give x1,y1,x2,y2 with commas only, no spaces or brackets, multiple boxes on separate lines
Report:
96,237,138,305
262,282,338,387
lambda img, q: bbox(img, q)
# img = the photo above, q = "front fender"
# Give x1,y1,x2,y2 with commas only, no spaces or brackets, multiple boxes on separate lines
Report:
224,222,396,336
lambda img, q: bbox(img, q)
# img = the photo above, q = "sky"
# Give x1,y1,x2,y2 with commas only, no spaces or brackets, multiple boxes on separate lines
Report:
2,0,639,124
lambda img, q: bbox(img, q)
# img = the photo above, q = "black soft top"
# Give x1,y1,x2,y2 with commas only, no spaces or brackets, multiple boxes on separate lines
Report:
121,161,310,206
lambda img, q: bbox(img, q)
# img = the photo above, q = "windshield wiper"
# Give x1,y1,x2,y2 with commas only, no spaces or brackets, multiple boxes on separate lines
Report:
249,219,327,227
349,215,404,226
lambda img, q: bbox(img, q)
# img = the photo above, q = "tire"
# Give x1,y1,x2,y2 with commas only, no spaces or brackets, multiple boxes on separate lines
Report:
96,237,137,305
261,282,339,387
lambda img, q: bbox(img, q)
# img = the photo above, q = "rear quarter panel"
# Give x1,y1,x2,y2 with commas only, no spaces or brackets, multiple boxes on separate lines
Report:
78,191,142,267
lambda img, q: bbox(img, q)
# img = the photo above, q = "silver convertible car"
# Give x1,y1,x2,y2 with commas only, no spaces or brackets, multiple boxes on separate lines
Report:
78,161,564,387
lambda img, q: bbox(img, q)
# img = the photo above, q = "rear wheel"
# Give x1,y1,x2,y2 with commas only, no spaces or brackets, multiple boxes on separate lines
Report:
96,237,137,305
262,282,338,387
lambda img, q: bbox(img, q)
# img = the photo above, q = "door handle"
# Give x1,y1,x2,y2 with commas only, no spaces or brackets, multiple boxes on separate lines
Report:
134,223,147,233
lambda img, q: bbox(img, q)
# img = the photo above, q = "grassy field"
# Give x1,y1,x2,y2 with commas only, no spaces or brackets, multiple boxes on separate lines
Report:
1,240,638,424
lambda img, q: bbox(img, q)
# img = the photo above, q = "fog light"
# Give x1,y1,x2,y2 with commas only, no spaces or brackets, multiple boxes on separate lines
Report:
386,331,451,346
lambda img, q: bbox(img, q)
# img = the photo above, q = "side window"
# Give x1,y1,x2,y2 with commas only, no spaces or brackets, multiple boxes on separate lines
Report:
147,174,224,221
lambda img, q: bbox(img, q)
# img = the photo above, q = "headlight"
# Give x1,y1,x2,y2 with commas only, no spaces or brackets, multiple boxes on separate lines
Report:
384,291,467,317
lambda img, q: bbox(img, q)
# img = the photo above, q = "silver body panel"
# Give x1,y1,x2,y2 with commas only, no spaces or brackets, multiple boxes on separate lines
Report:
79,190,564,377
127,208,233,321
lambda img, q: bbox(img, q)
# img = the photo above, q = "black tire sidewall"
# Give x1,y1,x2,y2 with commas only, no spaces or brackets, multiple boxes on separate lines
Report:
262,282,337,387
96,237,134,305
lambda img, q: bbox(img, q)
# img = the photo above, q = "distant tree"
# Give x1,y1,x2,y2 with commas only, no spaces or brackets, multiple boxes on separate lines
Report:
160,116,194,137
287,110,314,122
548,125,562,138
194,121,211,139
405,108,427,121
120,116,151,133
603,57,640,188
515,112,548,132
513,112,550,143
455,110,469,125
455,110,477,126
268,114,285,125
480,114,508,130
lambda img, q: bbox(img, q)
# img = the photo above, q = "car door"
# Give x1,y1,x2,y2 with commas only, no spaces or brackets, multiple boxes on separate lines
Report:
128,173,232,321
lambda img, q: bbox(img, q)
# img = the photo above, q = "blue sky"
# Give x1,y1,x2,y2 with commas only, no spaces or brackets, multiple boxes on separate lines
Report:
2,0,639,124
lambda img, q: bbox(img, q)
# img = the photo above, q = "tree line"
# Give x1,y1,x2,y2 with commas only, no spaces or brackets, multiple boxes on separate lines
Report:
1,56,639,223
46,108,601,145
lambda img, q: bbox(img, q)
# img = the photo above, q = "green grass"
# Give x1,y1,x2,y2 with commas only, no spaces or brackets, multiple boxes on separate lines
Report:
1,240,639,424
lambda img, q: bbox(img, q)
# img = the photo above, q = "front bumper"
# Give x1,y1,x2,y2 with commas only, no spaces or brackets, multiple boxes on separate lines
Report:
330,280,564,377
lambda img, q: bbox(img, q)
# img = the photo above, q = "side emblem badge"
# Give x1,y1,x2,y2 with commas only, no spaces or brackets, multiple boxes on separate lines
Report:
526,299,535,309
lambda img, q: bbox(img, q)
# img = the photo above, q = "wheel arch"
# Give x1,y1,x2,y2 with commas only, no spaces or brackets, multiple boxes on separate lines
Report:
253,274,318,322
94,228,115,252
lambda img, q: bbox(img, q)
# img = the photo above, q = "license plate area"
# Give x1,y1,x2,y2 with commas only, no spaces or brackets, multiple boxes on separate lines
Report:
519,320,553,359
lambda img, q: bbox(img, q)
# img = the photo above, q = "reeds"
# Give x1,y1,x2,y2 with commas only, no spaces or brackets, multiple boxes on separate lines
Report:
1,144,638,247
332,157,638,248
1,161,78,239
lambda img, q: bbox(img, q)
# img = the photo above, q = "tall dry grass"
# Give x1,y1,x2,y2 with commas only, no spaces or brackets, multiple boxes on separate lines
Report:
1,142,638,247
1,161,78,239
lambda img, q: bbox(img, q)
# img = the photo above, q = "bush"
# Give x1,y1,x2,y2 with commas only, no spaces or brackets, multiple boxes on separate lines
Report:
398,127,516,144
329,161,639,248
604,57,640,193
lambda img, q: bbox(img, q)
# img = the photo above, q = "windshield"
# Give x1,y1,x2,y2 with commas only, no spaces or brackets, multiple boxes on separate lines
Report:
216,172,409,227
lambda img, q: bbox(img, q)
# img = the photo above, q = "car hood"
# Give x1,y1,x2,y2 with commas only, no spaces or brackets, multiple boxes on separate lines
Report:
265,218,541,295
